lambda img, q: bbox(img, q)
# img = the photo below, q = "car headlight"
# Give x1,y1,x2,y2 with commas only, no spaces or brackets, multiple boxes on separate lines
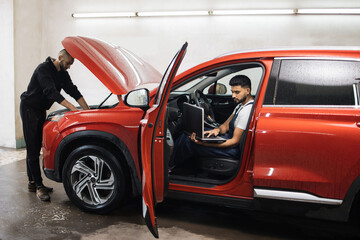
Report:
47,113,64,122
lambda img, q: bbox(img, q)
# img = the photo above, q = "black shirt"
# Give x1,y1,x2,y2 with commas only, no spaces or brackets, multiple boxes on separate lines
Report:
21,57,82,111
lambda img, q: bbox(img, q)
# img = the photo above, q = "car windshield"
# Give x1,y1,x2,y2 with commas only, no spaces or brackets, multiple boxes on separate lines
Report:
174,76,208,92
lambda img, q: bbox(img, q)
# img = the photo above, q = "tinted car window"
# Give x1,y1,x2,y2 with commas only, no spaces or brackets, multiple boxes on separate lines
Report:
268,60,360,106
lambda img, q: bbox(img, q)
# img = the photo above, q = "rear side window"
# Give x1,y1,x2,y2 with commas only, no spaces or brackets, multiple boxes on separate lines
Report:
264,59,360,106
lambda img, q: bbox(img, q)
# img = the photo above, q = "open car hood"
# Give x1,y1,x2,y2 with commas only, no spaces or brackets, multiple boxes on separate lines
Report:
62,36,162,95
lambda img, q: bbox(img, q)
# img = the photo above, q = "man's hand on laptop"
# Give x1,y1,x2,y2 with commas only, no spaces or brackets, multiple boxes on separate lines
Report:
190,128,221,144
205,128,220,137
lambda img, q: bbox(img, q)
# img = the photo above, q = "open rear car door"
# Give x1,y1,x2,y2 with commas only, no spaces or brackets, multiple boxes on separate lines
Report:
140,43,187,238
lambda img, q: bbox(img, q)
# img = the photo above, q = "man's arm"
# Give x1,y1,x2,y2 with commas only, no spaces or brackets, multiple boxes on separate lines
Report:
76,97,89,110
190,127,244,148
60,99,78,111
193,102,253,148
60,97,89,111
62,73,89,109
204,114,233,136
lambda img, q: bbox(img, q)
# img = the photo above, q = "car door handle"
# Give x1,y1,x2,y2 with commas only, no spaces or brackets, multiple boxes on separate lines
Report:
357,122,360,128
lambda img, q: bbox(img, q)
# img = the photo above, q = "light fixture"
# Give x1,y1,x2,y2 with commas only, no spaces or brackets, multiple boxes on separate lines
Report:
296,8,360,15
137,10,209,17
211,9,296,15
71,8,360,19
72,12,136,18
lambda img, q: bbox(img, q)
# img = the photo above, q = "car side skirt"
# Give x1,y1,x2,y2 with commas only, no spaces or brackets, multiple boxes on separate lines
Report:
167,187,355,222
254,188,343,205
167,190,254,210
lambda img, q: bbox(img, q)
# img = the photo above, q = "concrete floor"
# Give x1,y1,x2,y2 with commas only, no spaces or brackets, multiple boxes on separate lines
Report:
0,147,360,240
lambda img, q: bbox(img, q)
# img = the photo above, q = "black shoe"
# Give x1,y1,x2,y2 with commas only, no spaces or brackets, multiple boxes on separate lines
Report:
28,182,53,193
36,186,50,201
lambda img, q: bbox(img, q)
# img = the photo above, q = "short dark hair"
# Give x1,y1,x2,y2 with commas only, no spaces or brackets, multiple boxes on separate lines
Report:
59,49,73,58
229,75,251,90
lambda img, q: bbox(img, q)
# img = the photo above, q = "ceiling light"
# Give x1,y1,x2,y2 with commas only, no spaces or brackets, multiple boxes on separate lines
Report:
72,8,360,19
297,8,360,15
72,12,136,18
211,9,296,15
136,11,209,17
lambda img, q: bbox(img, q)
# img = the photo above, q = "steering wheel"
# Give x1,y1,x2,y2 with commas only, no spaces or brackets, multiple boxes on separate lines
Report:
193,90,219,128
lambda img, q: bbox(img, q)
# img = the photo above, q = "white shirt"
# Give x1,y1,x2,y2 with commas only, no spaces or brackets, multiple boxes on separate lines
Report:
232,100,254,130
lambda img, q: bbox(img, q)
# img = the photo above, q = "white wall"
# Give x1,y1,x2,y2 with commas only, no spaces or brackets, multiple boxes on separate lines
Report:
14,0,43,147
0,0,15,148
7,0,360,147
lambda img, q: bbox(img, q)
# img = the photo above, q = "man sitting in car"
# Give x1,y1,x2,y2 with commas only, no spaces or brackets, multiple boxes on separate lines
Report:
169,75,254,168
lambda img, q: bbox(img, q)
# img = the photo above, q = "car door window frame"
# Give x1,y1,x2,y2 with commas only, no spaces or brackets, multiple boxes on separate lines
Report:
173,62,265,96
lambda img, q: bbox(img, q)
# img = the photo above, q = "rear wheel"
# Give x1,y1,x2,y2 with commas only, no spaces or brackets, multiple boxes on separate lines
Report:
62,145,126,213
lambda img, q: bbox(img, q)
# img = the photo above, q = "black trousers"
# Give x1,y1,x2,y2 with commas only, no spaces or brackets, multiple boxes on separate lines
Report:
20,102,46,186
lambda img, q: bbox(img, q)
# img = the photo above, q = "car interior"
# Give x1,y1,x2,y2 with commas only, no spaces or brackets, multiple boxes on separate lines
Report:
164,63,264,186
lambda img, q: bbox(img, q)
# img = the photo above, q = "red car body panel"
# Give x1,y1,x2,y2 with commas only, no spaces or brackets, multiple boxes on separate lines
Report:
254,107,360,199
43,103,144,178
62,36,162,95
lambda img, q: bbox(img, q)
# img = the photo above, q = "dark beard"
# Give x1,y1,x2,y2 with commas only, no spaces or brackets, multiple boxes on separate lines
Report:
238,96,247,104
59,61,66,72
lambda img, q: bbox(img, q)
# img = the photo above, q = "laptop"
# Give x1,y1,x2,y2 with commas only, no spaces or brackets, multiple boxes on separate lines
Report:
182,102,226,143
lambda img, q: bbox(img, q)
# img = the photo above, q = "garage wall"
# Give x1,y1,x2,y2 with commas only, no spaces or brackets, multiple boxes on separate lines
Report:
14,0,43,148
0,0,15,148
8,0,360,147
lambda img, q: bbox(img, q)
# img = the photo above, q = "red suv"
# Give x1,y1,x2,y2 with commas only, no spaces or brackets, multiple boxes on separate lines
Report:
43,36,360,237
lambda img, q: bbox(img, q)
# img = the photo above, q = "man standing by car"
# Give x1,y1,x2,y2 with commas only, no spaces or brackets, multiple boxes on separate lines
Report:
170,75,254,168
20,49,89,201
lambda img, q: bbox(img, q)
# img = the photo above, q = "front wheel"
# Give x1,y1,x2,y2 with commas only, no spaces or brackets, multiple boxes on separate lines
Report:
62,145,126,213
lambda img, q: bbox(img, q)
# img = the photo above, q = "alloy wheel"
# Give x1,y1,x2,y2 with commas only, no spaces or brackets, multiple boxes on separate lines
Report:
70,155,115,206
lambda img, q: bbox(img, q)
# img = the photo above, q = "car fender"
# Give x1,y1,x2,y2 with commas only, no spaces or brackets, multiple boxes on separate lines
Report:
54,130,141,196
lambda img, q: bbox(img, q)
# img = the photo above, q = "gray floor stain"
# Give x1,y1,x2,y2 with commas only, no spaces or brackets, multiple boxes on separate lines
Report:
82,224,217,240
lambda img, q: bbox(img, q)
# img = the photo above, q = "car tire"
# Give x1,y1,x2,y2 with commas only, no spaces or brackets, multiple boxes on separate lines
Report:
62,145,126,214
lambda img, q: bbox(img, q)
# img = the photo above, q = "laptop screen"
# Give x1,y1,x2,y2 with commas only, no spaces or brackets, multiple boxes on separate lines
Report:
182,102,204,138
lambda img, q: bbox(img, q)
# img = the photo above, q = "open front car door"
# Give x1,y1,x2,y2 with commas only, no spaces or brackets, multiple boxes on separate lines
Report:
140,43,188,238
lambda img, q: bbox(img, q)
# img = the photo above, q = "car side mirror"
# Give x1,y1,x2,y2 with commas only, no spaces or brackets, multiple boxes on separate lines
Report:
124,88,150,109
208,83,227,94
216,83,227,94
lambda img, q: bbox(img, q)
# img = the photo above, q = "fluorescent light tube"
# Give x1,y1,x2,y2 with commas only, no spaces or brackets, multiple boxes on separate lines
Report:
71,8,360,19
212,9,296,15
136,11,209,17
72,12,136,18
297,8,360,15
